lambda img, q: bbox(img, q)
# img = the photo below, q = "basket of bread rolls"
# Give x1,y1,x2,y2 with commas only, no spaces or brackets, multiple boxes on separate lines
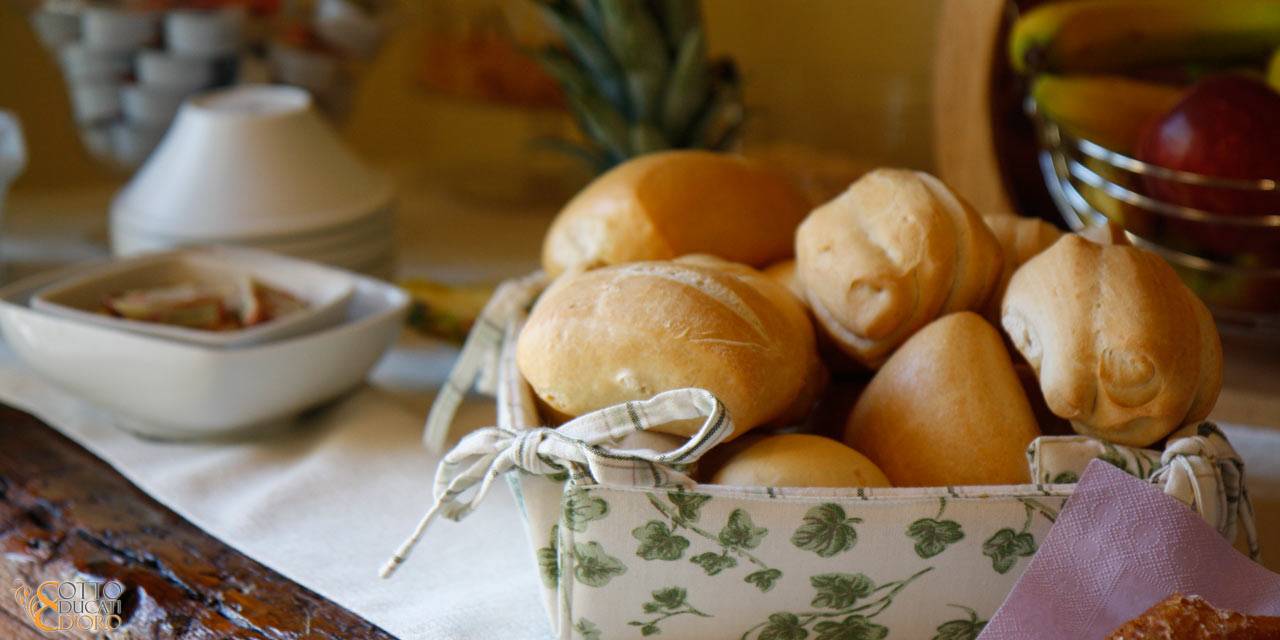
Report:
393,151,1254,640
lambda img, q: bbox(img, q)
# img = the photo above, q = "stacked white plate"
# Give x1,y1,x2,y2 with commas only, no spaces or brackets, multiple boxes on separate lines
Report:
110,85,396,277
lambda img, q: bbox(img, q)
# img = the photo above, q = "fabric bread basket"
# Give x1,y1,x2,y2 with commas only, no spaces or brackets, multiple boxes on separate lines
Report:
390,273,1258,640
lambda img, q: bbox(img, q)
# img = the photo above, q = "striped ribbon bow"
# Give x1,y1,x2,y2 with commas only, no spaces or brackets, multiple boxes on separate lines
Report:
381,387,734,578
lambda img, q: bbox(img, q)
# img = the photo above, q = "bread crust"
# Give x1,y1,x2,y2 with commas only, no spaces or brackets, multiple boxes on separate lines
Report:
981,215,1062,321
843,312,1040,487
795,169,1002,369
517,259,818,440
1107,594,1280,639
708,433,891,489
541,151,811,276
1000,235,1223,446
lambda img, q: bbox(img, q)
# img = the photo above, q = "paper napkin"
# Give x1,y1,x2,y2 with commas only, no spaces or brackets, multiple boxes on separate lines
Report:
981,460,1280,639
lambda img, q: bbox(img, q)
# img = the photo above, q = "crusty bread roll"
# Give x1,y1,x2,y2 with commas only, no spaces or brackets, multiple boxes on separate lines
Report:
675,255,828,426
1001,235,1223,447
981,215,1062,320
795,169,1003,369
541,151,812,276
517,259,818,440
844,312,1040,487
708,434,891,488
763,260,806,306
1106,594,1280,640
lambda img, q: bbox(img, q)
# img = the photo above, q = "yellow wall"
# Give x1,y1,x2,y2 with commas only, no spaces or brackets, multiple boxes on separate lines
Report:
0,1,941,191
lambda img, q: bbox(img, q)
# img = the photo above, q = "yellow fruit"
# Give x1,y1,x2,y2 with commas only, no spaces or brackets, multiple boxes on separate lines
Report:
1031,75,1183,153
1010,0,1280,74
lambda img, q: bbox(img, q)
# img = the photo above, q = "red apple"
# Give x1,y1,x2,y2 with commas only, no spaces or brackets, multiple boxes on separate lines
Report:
1136,74,1280,217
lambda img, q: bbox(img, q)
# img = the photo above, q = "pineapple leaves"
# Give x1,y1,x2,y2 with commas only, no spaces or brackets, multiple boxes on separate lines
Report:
600,0,670,122
661,29,710,142
532,0,742,170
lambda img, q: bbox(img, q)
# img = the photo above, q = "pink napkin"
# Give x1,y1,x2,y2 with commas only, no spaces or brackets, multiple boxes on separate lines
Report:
980,459,1280,639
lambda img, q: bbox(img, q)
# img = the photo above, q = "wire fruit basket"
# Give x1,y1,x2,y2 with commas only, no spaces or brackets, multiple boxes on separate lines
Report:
1028,99,1280,339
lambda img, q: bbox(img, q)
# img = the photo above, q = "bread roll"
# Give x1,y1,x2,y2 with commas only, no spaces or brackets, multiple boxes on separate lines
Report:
708,434,890,488
541,151,811,276
675,255,828,426
517,259,818,440
844,312,1040,487
981,215,1062,320
763,260,806,306
1000,235,1223,447
795,168,1003,369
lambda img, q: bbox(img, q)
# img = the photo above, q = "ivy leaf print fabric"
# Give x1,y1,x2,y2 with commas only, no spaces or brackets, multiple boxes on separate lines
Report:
982,529,1037,574
932,607,986,640
906,518,965,559
668,490,712,524
574,618,602,640
719,509,768,549
536,524,559,587
792,504,862,557
690,551,738,576
810,573,876,609
813,615,888,640
746,569,783,593
563,487,608,532
573,542,627,587
759,613,808,640
633,521,691,561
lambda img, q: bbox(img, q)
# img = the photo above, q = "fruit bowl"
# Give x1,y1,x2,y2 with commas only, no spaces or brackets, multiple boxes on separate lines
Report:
1028,99,1280,336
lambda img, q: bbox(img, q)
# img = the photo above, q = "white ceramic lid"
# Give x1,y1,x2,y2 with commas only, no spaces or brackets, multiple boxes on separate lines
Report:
111,85,393,239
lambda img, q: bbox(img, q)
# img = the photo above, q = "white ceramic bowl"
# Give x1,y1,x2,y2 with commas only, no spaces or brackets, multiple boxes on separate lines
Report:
111,84,393,240
0,264,408,440
82,7,159,52
136,50,216,91
30,247,355,348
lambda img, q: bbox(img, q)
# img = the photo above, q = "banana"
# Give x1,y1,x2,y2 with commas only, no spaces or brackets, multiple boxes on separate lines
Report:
1010,0,1280,74
1031,75,1183,153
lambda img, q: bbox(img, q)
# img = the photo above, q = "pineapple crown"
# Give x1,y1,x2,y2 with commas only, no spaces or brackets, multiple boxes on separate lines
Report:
533,0,744,171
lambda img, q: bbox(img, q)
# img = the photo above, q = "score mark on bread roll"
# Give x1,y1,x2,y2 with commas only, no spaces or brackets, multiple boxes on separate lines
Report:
795,169,1003,369
516,258,820,441
1000,235,1223,447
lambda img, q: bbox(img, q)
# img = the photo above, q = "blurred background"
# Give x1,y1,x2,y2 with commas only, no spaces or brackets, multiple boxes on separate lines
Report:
0,0,940,195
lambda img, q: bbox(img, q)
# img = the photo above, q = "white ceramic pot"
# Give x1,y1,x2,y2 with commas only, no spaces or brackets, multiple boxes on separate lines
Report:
164,9,245,58
120,85,189,127
59,43,132,82
136,50,215,91
30,6,82,49
68,80,122,123
82,7,159,53
111,84,393,240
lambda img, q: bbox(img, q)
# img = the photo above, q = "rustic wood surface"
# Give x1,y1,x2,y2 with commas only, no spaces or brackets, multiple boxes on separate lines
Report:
0,404,396,639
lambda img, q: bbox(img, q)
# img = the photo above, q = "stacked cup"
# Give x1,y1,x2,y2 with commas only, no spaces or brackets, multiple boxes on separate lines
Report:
110,85,395,278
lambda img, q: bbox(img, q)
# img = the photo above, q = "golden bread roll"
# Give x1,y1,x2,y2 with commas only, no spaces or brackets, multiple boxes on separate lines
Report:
708,434,890,488
795,168,1003,369
517,259,818,440
1000,235,1223,447
675,255,828,425
762,260,806,306
844,312,1040,487
541,150,811,276
981,215,1062,320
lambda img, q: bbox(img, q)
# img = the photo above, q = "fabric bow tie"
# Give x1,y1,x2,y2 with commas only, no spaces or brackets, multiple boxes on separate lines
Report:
381,387,734,578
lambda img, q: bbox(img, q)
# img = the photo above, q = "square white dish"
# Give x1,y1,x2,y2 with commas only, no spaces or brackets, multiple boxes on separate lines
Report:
0,263,408,440
31,247,355,348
